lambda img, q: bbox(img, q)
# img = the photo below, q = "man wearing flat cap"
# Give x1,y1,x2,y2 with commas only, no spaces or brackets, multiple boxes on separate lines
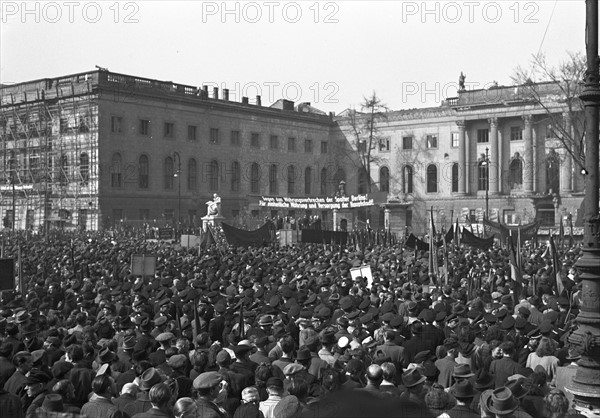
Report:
193,371,227,418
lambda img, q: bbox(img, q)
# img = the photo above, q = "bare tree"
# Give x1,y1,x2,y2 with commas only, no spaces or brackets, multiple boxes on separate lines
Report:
337,92,389,193
511,51,587,167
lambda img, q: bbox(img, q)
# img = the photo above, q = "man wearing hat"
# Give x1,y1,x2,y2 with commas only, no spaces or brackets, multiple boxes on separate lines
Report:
375,330,408,371
150,332,174,366
483,387,520,417
193,371,227,418
447,380,480,418
259,377,284,418
435,337,458,388
4,351,32,407
231,342,258,387
23,369,50,414
489,342,529,389
122,367,162,416
400,367,427,405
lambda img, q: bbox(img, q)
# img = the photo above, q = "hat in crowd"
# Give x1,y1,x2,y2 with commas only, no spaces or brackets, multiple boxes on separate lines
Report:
485,387,519,415
26,369,50,385
193,371,222,390
123,336,137,350
273,395,302,418
283,363,305,377
444,337,459,350
259,315,273,326
216,350,231,364
97,347,116,364
296,347,311,361
52,361,73,379
505,379,529,399
450,380,477,398
156,332,175,343
233,343,253,357
453,364,474,378
167,354,187,369
139,368,162,390
402,367,426,388
319,329,336,345
41,394,64,412
474,372,495,390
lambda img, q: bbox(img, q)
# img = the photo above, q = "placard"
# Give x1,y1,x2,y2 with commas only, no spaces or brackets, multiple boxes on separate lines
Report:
158,228,174,240
350,265,373,289
131,254,157,277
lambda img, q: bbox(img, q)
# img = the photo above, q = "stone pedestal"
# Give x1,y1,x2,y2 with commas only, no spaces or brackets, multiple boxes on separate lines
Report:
333,209,353,232
202,215,225,233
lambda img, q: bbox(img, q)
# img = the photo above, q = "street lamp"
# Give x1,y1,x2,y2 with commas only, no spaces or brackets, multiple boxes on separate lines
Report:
172,152,181,236
480,147,490,219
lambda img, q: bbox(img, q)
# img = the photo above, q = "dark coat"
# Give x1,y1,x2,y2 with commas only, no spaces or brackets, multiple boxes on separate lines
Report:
489,356,529,388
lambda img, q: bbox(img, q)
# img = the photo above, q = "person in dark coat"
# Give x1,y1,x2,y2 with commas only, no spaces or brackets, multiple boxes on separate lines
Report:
0,384,23,418
80,374,125,418
131,383,173,418
489,341,530,389
0,342,16,387
404,321,436,364
376,330,409,371
3,351,32,407
65,344,95,408
446,380,480,418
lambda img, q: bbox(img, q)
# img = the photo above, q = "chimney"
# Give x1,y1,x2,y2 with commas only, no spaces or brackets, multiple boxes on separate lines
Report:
223,89,229,101
213,87,219,99
256,95,261,106
329,112,335,119
242,97,249,104
282,99,294,111
201,85,208,99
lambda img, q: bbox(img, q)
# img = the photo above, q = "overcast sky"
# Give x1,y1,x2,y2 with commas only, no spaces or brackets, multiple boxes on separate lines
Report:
1,1,586,113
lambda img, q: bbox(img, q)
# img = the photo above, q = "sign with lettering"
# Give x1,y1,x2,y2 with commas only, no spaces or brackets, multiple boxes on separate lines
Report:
131,254,156,276
158,228,174,240
259,194,375,210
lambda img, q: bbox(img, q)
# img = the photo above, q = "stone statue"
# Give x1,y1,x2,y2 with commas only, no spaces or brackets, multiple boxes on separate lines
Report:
206,193,221,216
459,72,466,91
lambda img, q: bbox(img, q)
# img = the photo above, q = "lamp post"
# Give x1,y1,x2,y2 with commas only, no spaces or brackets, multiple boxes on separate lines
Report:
173,152,181,236
480,147,490,219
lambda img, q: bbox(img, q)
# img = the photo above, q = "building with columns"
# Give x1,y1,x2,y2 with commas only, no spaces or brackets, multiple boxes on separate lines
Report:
333,82,585,235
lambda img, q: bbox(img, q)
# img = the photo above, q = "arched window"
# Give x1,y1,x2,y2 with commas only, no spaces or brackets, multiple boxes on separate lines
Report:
478,160,489,191
111,153,121,188
304,167,312,195
320,167,328,195
380,166,390,193
269,164,278,194
139,155,149,189
80,153,89,184
209,160,219,191
231,161,240,192
546,150,560,194
60,154,69,185
403,165,413,194
451,163,459,193
358,168,369,194
187,158,197,191
164,156,174,189
287,165,296,194
334,168,346,184
509,156,523,190
426,164,437,193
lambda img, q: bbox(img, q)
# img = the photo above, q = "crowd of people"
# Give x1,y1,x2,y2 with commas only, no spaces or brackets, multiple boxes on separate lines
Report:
0,229,589,418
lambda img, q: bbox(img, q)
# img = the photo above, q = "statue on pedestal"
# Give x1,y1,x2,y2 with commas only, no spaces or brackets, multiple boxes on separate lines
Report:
206,193,221,217
459,72,466,91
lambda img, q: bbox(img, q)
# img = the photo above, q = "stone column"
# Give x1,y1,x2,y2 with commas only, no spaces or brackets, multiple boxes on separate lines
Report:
333,209,339,231
457,121,467,195
560,112,573,194
523,115,534,193
384,208,391,231
488,117,499,194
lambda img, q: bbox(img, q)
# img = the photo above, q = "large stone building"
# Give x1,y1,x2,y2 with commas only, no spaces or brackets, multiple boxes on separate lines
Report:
333,82,585,235
0,70,339,231
0,70,585,235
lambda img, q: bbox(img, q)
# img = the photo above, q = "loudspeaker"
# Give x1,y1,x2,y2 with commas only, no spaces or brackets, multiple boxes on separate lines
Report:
0,259,15,291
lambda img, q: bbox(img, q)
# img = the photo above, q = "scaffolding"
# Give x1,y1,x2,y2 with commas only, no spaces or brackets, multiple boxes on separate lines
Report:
0,73,100,231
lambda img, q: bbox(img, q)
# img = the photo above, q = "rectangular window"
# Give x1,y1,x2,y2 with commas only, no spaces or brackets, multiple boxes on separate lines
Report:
304,139,313,153
510,126,523,141
288,137,296,152
477,128,489,143
251,133,260,148
111,116,122,133
451,132,459,148
187,125,197,141
164,122,174,138
402,136,413,150
230,130,240,146
139,119,150,136
426,134,438,149
270,135,279,149
209,128,219,144
379,137,390,152
321,141,329,154
164,209,174,221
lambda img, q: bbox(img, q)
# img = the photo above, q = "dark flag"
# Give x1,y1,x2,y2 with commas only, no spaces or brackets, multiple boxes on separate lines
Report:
549,234,565,296
509,231,522,306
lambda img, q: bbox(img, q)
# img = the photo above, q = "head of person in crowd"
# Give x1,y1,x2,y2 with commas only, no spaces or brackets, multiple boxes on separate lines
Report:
149,383,173,412
380,362,397,386
52,379,77,405
365,364,384,388
91,374,117,399
425,383,453,415
174,397,198,418
193,371,225,402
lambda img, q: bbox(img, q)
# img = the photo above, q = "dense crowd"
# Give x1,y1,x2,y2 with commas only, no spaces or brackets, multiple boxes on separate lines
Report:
0,229,589,418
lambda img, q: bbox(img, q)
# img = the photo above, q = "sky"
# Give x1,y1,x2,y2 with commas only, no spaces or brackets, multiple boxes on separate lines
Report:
0,1,587,113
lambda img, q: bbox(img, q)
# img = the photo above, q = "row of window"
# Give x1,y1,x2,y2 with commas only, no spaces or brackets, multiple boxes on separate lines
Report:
110,153,346,195
111,117,328,153
4,151,91,184
399,160,525,194
398,126,524,151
